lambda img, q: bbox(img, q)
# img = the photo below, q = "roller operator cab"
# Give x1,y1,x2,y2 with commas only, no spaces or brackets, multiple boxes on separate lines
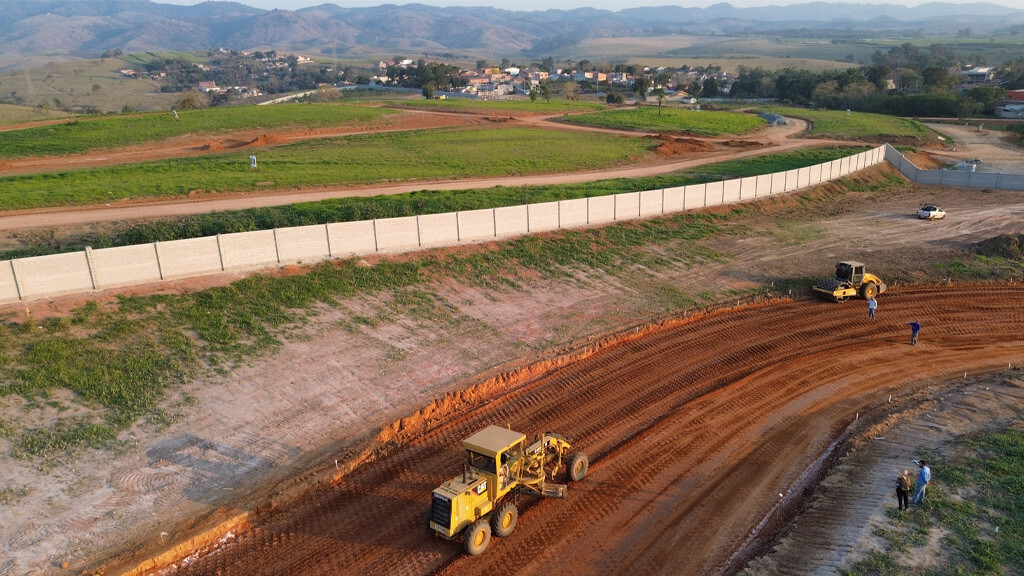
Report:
428,425,588,555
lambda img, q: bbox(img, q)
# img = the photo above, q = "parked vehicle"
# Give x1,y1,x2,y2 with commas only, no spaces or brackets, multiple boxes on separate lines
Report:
917,205,946,220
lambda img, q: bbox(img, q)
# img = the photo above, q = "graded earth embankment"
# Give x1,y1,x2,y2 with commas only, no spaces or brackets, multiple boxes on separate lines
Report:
150,283,1023,576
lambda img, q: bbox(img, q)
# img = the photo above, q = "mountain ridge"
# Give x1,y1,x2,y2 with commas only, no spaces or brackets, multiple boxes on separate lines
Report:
3,0,1023,59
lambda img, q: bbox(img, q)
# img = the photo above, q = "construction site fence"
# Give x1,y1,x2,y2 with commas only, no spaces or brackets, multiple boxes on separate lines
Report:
883,144,1024,191
0,145,894,305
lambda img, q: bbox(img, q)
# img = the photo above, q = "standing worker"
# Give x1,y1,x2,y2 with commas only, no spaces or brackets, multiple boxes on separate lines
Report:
907,320,921,345
868,297,877,319
896,469,911,511
912,460,931,504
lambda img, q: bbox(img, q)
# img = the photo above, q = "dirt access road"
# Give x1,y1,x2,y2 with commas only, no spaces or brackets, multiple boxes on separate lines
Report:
154,284,1024,576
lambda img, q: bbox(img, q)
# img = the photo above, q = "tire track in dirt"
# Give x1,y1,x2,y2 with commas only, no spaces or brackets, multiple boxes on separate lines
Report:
150,283,1023,576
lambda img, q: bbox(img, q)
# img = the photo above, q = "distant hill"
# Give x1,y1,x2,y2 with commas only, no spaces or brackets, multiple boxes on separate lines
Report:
3,0,1024,60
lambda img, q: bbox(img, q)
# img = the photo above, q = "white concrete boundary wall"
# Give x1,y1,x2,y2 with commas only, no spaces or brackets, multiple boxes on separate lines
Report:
7,144,960,305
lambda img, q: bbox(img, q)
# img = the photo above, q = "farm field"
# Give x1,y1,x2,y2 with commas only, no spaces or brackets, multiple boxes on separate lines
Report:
1,100,1023,576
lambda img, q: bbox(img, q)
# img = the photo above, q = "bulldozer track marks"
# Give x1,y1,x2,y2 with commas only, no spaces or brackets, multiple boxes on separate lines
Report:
166,284,1023,576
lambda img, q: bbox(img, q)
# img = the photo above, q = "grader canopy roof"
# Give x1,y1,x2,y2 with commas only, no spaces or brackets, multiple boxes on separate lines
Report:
463,425,525,457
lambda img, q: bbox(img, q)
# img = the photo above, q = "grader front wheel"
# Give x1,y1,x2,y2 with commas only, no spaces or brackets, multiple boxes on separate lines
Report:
568,452,589,482
491,501,518,537
464,519,491,555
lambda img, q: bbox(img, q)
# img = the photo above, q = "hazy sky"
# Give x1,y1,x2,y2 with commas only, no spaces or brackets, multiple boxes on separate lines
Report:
168,0,1016,12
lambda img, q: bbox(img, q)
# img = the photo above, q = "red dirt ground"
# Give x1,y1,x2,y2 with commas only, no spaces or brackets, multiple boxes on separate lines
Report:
140,284,1023,576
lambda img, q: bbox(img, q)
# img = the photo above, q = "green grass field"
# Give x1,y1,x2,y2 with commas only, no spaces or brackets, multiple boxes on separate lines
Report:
0,126,658,211
0,103,75,125
390,98,606,115
563,107,766,135
762,106,932,140
0,103,396,158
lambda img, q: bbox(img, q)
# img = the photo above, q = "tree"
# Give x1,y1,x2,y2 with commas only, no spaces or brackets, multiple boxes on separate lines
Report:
562,81,579,105
632,75,651,100
539,81,552,103
701,77,720,98
652,88,666,114
966,85,1006,115
175,90,208,109
529,87,538,103
422,84,435,99
606,92,625,105
476,59,488,70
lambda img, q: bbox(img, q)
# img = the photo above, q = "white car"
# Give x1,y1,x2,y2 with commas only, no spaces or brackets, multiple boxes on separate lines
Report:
917,205,946,220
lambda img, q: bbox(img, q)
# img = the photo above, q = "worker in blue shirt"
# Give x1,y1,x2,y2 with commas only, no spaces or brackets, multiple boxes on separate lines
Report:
912,460,931,504
907,320,921,345
867,297,877,319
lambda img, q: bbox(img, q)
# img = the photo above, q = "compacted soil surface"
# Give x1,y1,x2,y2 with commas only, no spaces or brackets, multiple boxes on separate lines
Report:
1,108,1022,576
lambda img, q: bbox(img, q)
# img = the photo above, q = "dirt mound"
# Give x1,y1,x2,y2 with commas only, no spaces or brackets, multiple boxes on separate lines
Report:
902,150,944,169
723,140,767,149
242,134,286,147
656,135,717,156
975,233,1024,261
195,141,225,151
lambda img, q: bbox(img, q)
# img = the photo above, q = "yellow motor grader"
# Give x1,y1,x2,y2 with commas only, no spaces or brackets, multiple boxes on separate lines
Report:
427,425,588,555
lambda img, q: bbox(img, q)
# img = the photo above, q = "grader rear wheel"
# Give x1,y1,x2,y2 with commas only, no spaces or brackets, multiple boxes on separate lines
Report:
491,501,518,537
464,519,491,555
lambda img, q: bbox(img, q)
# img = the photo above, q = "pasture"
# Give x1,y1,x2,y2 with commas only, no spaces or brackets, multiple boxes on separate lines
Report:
763,106,933,140
563,106,766,135
0,126,658,210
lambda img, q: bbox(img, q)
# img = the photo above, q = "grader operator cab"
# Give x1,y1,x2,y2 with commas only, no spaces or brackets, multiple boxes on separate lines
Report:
812,261,887,302
427,425,588,555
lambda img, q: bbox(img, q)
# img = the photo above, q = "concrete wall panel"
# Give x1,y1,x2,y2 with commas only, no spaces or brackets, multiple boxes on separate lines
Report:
220,230,279,270
0,262,18,304
495,205,529,237
940,171,971,187
967,172,1000,188
755,174,772,197
615,192,641,221
418,213,459,247
559,198,589,229
588,195,616,224
328,220,377,257
808,164,823,186
91,244,161,288
374,216,420,253
683,184,705,209
738,176,757,200
723,178,741,204
276,224,330,264
528,201,560,233
16,252,93,298
457,209,496,241
705,181,725,207
784,169,800,191
770,172,786,194
664,187,686,213
916,170,944,185
639,189,663,217
157,237,223,279
797,167,811,189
